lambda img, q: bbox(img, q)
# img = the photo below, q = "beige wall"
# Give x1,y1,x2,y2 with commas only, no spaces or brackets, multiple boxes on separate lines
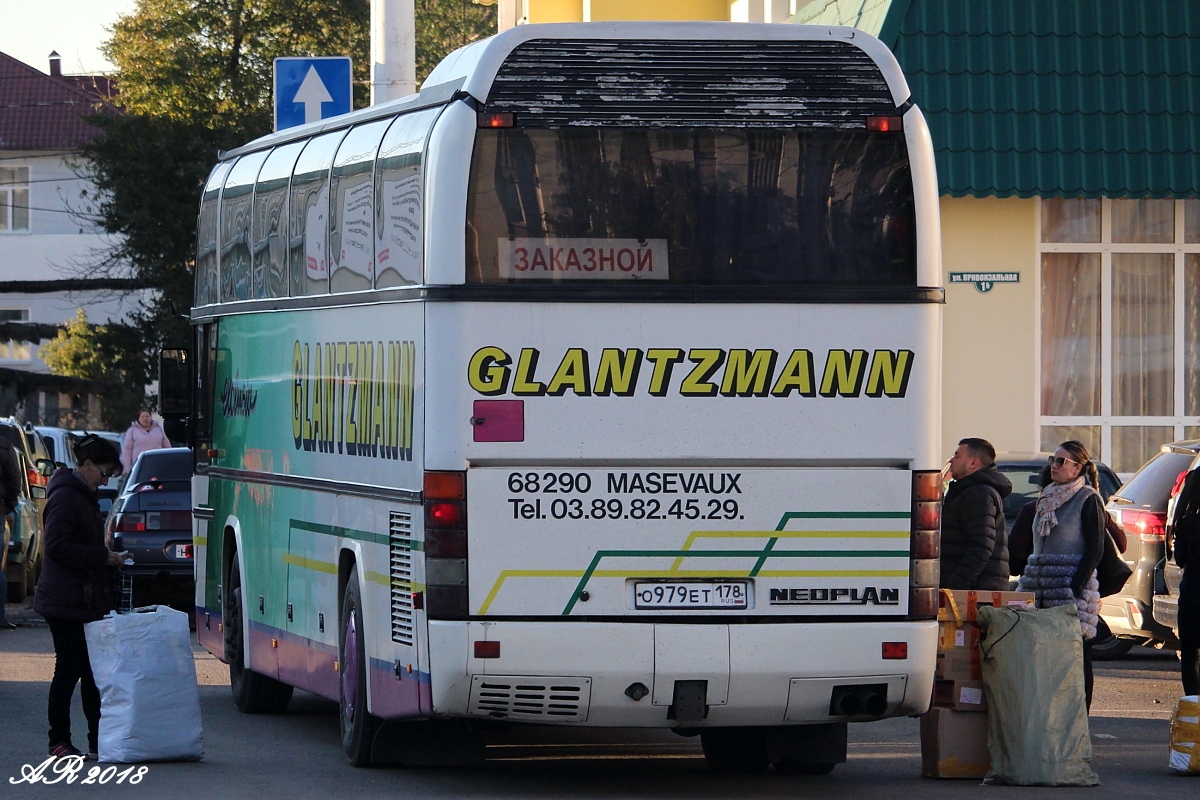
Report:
588,0,730,19
525,0,731,23
940,196,1038,458
528,0,583,23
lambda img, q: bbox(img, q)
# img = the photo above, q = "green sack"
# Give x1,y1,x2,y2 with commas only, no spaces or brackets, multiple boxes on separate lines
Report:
976,603,1099,786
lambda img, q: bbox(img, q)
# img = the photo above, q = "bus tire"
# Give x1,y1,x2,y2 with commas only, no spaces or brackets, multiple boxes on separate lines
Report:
340,571,379,767
700,727,769,774
225,561,293,714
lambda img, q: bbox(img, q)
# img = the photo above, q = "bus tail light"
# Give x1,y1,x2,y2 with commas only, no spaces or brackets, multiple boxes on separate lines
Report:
425,471,469,620
477,111,515,128
866,115,903,132
908,469,942,620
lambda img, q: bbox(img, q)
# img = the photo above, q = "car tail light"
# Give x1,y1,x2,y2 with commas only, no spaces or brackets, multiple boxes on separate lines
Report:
425,471,468,620
112,512,146,533
909,469,942,620
1120,509,1166,542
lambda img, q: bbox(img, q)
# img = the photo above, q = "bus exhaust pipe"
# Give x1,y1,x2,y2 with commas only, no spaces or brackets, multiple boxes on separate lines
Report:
829,684,889,717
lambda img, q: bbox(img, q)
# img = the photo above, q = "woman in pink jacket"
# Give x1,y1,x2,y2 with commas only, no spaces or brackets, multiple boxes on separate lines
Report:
121,409,170,473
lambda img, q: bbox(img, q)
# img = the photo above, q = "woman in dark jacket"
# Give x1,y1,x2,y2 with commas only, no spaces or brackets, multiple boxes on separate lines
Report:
33,434,124,760
1171,466,1200,696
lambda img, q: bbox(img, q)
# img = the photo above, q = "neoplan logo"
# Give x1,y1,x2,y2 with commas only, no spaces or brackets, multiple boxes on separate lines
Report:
769,587,900,605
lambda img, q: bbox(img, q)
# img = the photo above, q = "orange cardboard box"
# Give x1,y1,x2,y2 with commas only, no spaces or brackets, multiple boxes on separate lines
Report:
937,589,1034,623
936,646,980,682
933,678,987,712
920,706,990,779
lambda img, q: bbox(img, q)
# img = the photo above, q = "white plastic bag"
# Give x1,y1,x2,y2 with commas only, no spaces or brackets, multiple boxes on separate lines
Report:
84,605,204,763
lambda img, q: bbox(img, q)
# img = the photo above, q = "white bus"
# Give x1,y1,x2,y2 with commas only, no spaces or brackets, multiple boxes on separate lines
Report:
184,22,944,772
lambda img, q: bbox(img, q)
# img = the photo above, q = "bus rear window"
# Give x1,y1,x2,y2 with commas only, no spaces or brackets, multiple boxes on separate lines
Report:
465,128,915,286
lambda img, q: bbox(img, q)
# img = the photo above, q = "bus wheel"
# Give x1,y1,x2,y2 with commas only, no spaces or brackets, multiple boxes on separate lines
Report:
225,561,293,714
700,727,769,774
340,571,379,767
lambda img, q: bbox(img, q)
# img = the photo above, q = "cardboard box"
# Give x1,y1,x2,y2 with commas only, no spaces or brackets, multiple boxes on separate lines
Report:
936,636,981,681
933,678,987,712
937,589,1034,623
920,706,991,779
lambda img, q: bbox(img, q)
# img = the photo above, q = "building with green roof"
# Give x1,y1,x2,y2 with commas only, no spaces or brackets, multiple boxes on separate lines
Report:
797,0,1200,473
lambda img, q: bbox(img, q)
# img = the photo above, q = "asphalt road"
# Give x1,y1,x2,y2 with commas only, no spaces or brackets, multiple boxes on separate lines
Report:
2,602,1197,799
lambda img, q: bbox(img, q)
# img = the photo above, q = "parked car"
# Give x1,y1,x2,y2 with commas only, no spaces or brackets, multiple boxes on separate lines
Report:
34,426,124,518
19,421,52,493
3,480,43,602
35,425,83,469
1155,446,1200,643
96,430,125,507
0,418,54,499
0,420,53,601
1101,440,1200,658
104,447,194,611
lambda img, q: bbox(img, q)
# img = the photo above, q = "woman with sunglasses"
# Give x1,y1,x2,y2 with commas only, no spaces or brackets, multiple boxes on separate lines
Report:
32,434,124,760
1016,440,1106,710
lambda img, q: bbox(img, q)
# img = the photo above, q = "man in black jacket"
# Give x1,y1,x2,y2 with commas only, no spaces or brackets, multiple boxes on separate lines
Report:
940,437,1012,590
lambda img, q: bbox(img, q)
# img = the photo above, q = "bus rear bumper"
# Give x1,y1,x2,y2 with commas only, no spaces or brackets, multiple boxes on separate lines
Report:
426,619,937,727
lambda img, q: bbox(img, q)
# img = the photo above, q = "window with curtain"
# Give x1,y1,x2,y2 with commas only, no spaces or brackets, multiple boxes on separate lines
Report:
1040,197,1200,474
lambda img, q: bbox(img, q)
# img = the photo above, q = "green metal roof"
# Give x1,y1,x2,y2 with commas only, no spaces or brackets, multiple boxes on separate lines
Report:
793,0,1200,198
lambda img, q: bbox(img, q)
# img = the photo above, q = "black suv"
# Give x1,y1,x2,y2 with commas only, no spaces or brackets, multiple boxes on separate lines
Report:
104,447,194,610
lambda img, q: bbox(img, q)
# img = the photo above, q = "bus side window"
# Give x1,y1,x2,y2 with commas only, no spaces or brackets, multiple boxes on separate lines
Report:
220,151,267,302
375,108,437,289
197,162,232,307
254,141,303,299
330,120,389,294
289,130,346,297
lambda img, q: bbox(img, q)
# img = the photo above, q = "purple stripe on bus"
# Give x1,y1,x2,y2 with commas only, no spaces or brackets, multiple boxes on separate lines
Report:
198,609,429,718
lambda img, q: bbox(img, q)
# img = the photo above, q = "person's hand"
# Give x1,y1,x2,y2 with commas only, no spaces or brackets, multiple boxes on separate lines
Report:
106,549,126,567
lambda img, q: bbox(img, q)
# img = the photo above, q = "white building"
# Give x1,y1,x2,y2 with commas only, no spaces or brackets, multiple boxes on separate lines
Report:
0,51,145,425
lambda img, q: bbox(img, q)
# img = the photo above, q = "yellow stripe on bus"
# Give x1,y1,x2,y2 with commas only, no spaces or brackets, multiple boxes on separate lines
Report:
476,567,909,615
278,562,423,592
194,536,208,546
281,554,338,574
670,529,909,571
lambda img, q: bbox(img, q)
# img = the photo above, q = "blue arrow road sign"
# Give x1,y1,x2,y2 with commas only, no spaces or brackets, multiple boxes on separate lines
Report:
274,57,353,131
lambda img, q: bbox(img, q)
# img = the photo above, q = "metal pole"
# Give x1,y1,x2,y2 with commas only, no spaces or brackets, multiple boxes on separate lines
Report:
371,0,418,104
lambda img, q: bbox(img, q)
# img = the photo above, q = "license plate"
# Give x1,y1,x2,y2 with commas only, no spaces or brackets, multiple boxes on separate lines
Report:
633,581,748,609
175,544,194,559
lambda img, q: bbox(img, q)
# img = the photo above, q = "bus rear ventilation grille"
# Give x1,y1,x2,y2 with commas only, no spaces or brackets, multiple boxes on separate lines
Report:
389,511,414,645
468,675,592,721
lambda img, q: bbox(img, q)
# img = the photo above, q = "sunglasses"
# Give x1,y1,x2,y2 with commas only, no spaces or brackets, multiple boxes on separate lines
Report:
99,466,118,479
1048,456,1081,468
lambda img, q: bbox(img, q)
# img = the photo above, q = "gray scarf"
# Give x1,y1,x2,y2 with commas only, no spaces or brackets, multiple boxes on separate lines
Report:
1034,476,1086,539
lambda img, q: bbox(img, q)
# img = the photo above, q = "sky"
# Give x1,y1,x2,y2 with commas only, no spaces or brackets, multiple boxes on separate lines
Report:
0,0,138,74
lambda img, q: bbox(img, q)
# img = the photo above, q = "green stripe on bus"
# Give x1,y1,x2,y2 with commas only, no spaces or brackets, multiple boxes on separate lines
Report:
288,518,422,550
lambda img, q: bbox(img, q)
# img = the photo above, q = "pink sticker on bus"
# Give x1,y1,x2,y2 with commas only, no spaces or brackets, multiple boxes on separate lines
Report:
472,400,524,442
